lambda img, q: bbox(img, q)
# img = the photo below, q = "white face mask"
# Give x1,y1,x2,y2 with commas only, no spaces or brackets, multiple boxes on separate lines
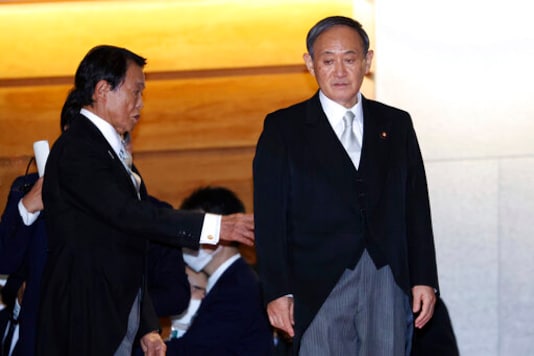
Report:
183,247,218,272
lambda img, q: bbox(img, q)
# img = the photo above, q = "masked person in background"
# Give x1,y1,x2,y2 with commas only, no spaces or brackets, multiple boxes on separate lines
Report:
165,186,273,356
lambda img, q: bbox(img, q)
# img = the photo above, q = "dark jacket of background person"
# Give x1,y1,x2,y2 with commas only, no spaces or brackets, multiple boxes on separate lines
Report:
36,115,205,355
0,173,47,356
165,257,273,356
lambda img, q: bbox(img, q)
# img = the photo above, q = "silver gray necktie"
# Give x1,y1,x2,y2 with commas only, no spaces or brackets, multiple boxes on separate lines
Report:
340,110,360,155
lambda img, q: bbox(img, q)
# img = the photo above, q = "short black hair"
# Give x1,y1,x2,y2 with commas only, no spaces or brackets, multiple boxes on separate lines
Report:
180,186,245,215
60,45,146,131
306,15,370,58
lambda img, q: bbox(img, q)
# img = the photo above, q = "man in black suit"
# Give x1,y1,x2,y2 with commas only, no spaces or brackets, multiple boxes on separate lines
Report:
166,186,273,356
36,45,254,356
253,16,439,355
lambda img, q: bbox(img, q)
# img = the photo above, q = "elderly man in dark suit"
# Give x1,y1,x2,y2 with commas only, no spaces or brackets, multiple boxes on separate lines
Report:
253,16,439,355
36,45,254,356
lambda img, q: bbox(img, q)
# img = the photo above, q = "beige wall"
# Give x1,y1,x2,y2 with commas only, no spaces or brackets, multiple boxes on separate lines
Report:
372,1,534,354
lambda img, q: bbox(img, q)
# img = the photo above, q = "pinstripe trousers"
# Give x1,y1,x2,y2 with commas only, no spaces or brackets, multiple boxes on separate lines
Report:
299,250,413,356
114,290,141,356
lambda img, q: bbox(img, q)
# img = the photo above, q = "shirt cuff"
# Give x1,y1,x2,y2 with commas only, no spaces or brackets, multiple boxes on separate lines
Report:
199,213,221,245
18,199,40,226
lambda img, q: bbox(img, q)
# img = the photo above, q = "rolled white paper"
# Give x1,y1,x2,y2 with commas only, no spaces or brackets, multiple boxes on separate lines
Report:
33,140,50,177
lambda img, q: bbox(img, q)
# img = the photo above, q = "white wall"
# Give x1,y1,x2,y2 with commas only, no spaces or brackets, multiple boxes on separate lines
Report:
366,1,534,355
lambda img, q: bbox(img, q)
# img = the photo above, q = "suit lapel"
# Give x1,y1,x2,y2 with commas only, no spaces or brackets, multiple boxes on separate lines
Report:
75,116,144,199
359,97,391,212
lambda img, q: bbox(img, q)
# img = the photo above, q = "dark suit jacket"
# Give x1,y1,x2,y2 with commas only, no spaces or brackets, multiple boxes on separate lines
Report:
165,257,273,356
0,173,47,356
253,93,439,350
37,114,206,356
146,242,190,318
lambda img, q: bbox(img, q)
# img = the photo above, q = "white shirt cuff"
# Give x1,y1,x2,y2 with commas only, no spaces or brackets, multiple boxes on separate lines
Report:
18,199,40,226
199,213,220,245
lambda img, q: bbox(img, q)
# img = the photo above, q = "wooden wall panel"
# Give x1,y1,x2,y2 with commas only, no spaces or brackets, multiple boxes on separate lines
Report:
0,0,352,78
0,70,318,157
0,0,364,241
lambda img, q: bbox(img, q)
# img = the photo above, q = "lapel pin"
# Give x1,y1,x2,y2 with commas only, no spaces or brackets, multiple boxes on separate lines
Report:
380,131,388,139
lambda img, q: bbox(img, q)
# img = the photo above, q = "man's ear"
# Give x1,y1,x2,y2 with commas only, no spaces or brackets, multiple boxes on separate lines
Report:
303,53,315,77
93,80,110,102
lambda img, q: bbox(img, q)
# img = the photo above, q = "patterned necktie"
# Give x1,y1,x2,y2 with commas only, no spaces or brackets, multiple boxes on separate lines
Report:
340,111,360,160
118,139,141,195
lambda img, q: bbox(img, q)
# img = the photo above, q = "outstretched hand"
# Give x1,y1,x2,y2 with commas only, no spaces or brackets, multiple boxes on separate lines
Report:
220,213,254,246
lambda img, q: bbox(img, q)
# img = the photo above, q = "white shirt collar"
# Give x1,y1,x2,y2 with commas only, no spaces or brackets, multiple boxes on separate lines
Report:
80,108,123,156
319,91,364,138
206,254,241,293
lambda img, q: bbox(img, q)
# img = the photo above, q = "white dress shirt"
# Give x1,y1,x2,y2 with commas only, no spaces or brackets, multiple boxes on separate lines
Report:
18,199,40,226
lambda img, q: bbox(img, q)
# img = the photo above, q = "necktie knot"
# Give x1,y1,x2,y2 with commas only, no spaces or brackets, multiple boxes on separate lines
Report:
343,110,355,128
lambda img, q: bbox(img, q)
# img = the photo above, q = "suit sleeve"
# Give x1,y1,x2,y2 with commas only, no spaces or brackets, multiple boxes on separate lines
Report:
52,138,203,249
405,119,439,291
253,115,292,304
0,175,37,273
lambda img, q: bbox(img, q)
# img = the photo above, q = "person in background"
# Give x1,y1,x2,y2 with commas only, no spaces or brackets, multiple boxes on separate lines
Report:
253,15,439,355
165,186,273,356
36,45,254,356
0,112,73,356
0,173,43,356
0,271,24,356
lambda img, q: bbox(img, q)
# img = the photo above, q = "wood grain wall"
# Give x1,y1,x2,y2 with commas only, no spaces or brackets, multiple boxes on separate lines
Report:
0,0,377,336
0,1,376,265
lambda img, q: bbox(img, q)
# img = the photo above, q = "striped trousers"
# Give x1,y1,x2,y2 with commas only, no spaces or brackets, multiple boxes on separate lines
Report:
299,250,413,356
